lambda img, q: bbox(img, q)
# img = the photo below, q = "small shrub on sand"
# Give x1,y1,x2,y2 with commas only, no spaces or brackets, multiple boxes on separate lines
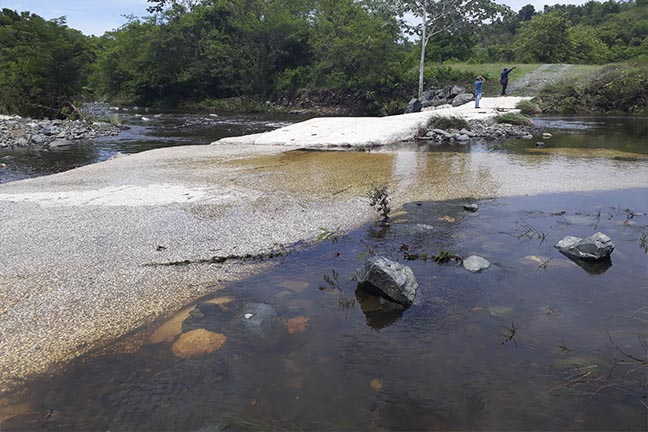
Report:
495,112,533,126
516,100,542,115
430,116,469,130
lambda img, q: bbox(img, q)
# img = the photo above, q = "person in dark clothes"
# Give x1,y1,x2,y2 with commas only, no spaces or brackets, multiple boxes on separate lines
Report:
500,66,516,96
474,75,485,108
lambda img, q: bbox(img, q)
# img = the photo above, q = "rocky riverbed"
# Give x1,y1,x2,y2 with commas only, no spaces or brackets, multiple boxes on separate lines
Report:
420,121,540,143
0,115,122,150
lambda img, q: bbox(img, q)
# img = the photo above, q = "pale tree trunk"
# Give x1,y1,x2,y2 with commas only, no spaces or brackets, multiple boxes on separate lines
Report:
417,9,428,100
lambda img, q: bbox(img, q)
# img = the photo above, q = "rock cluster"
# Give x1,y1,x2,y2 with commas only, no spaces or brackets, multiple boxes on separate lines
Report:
405,85,475,113
420,121,536,143
0,116,122,150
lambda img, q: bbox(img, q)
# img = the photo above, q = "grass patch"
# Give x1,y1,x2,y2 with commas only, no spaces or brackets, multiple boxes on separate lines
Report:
430,115,469,130
516,99,543,115
495,112,533,126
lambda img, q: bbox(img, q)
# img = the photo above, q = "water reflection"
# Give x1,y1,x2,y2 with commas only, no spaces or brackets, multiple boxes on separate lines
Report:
355,285,405,330
560,254,613,275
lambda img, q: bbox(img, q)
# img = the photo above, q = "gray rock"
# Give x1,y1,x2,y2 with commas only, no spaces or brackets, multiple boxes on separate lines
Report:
555,232,615,261
452,93,475,107
405,98,422,114
456,134,470,142
542,132,553,139
357,256,418,306
450,85,465,97
463,255,491,272
239,303,278,337
463,204,479,212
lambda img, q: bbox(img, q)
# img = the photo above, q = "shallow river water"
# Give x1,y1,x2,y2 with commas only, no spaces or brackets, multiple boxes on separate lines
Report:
1,114,648,431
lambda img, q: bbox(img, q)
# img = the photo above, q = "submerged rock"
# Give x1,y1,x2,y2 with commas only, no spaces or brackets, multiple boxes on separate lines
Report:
239,303,279,337
463,255,491,272
356,256,418,306
463,204,479,213
555,232,615,261
171,329,227,358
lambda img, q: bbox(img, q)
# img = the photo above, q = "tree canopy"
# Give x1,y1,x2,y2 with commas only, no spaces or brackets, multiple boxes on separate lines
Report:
0,9,93,117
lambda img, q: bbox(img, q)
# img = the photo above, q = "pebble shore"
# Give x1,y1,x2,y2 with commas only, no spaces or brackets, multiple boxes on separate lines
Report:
0,115,122,150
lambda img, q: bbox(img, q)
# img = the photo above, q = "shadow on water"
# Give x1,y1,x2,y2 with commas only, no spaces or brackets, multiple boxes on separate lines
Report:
2,185,648,431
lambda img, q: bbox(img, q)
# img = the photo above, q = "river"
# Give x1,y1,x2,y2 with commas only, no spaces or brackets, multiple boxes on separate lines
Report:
1,113,647,431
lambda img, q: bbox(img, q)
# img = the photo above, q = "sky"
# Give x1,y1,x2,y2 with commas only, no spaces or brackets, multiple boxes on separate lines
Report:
1,0,592,36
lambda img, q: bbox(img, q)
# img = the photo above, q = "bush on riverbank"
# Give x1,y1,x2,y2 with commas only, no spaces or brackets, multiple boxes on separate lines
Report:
538,61,648,113
495,112,534,126
516,99,543,115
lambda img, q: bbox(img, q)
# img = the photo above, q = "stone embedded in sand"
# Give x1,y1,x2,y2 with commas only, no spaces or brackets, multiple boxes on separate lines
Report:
149,306,195,344
286,316,310,334
370,378,384,392
171,329,227,358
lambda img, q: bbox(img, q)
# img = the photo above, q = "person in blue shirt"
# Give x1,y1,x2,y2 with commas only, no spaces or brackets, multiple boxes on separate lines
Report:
474,75,485,109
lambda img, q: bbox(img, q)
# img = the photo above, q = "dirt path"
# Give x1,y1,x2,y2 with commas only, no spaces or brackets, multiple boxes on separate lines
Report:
509,64,575,96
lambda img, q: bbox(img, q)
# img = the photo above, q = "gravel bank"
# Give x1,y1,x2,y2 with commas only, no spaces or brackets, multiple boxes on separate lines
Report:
0,116,122,150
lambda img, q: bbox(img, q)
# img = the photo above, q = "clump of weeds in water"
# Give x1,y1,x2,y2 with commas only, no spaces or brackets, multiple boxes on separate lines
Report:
367,185,391,223
320,269,340,292
401,245,462,264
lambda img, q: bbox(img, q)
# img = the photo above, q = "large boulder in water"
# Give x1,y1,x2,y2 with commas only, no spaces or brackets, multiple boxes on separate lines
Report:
452,93,475,107
357,256,418,306
555,232,615,261
405,98,422,113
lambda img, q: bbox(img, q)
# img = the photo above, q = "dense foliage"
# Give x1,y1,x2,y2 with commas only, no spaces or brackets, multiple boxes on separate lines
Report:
0,9,94,117
477,0,648,64
89,0,409,112
3,0,648,117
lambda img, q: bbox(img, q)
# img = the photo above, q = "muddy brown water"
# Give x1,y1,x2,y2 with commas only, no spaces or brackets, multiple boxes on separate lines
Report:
1,115,648,431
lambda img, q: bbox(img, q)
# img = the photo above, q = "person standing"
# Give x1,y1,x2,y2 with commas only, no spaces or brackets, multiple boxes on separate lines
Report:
500,66,516,96
474,75,485,109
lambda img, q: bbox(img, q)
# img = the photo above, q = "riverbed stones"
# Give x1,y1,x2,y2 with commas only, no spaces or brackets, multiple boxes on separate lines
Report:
463,255,491,272
356,256,418,306
0,116,121,149
554,232,615,260
171,329,227,358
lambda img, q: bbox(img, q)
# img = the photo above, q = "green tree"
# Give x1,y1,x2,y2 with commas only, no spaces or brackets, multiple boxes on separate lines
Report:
513,12,572,62
394,0,509,98
568,25,611,63
0,9,93,117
